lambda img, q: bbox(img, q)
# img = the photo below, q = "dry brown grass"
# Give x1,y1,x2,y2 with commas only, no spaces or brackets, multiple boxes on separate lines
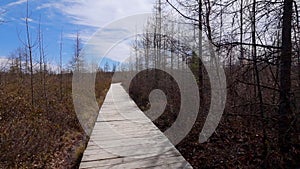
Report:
0,71,112,168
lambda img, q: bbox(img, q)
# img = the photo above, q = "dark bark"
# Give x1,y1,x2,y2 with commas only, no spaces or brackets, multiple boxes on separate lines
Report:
60,29,63,101
25,0,34,106
251,0,267,160
198,0,204,110
278,0,293,153
240,0,244,64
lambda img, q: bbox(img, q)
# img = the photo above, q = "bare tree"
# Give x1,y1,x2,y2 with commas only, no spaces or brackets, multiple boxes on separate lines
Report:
37,16,48,106
104,62,110,72
38,16,43,74
198,0,204,110
250,0,267,158
278,0,293,154
239,0,244,64
25,0,35,106
71,31,83,72
59,29,63,101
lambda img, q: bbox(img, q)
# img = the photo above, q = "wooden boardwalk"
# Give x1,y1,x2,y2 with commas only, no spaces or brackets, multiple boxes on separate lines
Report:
80,83,192,169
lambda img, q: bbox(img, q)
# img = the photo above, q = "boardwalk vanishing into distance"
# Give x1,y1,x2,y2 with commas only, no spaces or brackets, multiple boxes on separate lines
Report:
80,83,192,169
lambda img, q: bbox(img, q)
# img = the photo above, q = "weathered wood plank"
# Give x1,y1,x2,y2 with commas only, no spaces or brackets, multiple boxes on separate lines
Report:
80,83,192,168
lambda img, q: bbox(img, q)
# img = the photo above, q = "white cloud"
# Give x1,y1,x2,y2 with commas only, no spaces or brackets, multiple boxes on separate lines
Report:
64,29,95,43
0,57,10,70
6,0,28,7
21,17,34,22
45,61,60,73
104,41,132,62
38,0,154,28
82,14,151,65
38,0,155,64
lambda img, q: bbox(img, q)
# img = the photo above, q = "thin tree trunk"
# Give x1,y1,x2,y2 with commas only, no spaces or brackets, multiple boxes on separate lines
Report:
18,48,23,81
25,0,34,106
251,0,267,159
157,0,162,69
240,0,244,65
60,29,63,101
38,16,43,75
198,0,204,110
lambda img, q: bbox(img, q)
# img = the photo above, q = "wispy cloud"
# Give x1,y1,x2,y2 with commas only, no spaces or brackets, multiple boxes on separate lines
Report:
104,41,133,62
38,1,154,62
64,29,95,43
21,17,34,22
6,0,28,7
38,0,154,28
35,1,154,65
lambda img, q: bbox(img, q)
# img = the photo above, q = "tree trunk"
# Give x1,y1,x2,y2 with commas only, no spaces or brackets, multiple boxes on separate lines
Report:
240,0,244,65
279,0,293,153
198,0,204,110
60,29,63,101
25,0,34,106
251,0,267,159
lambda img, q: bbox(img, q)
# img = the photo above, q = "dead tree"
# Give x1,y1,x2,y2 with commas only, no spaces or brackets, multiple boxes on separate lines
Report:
59,29,63,101
251,0,267,158
25,0,35,106
278,0,293,154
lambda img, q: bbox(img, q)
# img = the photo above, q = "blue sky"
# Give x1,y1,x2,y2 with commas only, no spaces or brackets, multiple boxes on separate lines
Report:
0,0,154,69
